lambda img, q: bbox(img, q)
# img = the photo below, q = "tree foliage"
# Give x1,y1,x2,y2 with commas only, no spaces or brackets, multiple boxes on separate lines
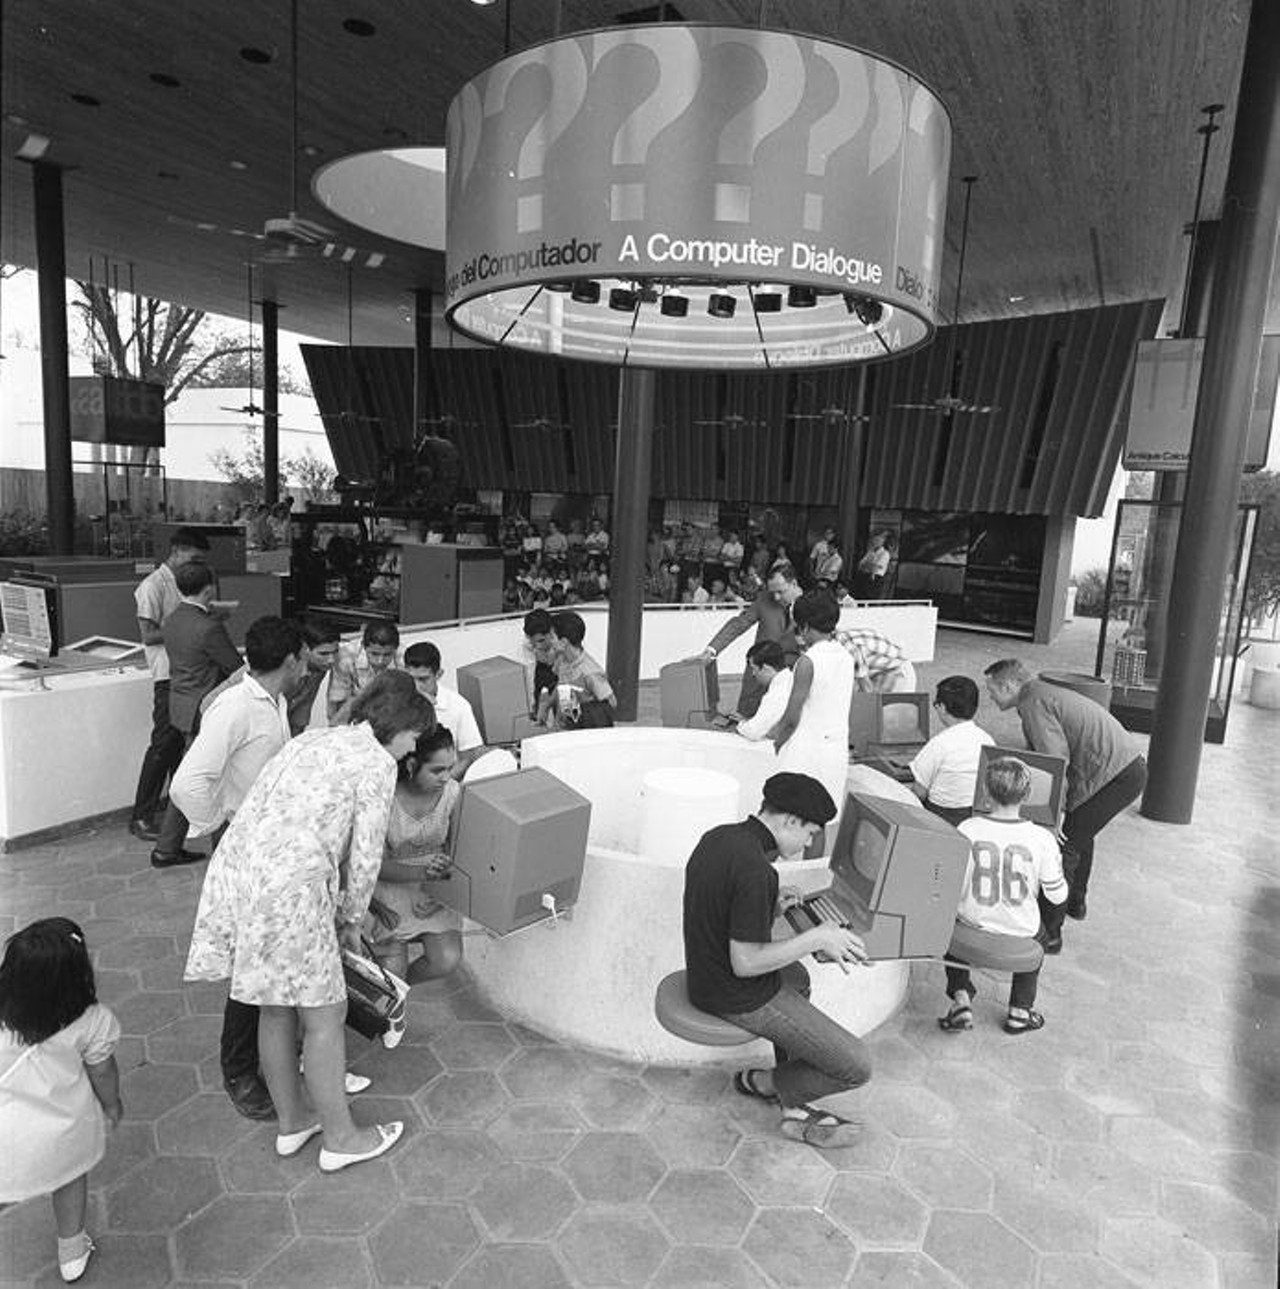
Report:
1240,469,1280,624
209,432,334,504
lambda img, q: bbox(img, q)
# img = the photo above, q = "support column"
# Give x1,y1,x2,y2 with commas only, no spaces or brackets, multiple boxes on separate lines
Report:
836,367,868,572
1143,0,1280,822
413,288,436,433
606,367,657,721
33,162,74,554
262,299,280,505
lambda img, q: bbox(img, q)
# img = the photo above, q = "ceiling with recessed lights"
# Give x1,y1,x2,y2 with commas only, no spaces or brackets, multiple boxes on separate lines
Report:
0,0,1270,348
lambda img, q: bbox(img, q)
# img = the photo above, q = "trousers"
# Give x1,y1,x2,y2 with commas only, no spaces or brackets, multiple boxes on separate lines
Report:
720,963,872,1108
132,681,186,824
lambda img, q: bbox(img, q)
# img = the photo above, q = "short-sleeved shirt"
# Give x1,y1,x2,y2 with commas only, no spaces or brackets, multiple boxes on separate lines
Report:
836,628,908,687
135,562,181,681
683,816,781,1014
910,720,995,809
432,682,483,752
955,815,1066,938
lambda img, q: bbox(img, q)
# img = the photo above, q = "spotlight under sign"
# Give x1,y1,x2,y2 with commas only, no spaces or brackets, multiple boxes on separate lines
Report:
444,24,950,369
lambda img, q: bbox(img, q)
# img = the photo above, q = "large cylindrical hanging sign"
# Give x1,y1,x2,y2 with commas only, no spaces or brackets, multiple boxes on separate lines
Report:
445,25,950,369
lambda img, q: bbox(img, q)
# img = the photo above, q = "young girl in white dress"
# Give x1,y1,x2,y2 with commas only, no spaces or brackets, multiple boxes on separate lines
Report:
772,588,856,841
368,727,464,984
0,918,123,1283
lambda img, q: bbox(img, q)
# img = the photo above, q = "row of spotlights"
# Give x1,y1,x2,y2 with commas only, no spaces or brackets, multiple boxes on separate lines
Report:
544,281,886,323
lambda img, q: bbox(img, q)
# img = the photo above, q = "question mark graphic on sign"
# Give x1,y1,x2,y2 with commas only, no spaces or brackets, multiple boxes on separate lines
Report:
711,31,805,224
593,27,701,223
867,62,904,176
802,45,870,232
907,85,946,286
446,81,483,214
481,45,589,235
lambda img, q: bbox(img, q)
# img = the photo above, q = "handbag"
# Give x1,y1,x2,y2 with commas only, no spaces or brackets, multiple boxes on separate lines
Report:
342,940,410,1049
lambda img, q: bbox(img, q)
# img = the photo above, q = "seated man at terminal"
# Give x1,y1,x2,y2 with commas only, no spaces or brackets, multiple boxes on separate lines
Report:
327,620,400,724
940,756,1066,1035
733,640,793,742
835,626,916,692
541,611,616,729
683,772,871,1151
402,642,485,778
910,676,995,825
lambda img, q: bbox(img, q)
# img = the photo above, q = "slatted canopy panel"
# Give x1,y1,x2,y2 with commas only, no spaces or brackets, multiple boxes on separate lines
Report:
303,299,1158,516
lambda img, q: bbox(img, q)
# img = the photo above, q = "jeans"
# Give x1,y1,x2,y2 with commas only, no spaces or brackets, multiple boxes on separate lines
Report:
946,959,1040,1010
720,963,872,1108
132,681,186,824
221,997,261,1082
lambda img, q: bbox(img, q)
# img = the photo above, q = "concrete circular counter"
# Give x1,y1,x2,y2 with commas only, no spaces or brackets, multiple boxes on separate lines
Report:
463,728,910,1065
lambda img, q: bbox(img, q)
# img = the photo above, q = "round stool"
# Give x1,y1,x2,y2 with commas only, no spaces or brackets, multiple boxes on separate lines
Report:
654,971,754,1047
946,922,1044,973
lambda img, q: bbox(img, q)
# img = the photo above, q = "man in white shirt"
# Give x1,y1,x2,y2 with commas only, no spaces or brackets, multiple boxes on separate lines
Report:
129,528,210,842
169,616,306,1123
403,641,485,778
734,641,794,742
910,676,996,825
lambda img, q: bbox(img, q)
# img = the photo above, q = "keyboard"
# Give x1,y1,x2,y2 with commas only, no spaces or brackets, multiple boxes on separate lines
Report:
784,893,852,933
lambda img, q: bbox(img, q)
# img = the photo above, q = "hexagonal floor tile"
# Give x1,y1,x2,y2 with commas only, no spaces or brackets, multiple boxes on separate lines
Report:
57,1231,174,1288
651,1245,771,1288
248,1236,373,1289
571,1071,658,1130
111,990,188,1037
499,1047,589,1101
155,1091,259,1155
105,1154,223,1233
416,1069,510,1126
923,1210,1038,1289
290,1158,401,1234
648,1168,755,1245
990,1174,1098,1254
728,1136,833,1207
450,1243,572,1289
391,1128,505,1199
742,1207,856,1287
120,1061,200,1121
645,1102,743,1168
173,1195,293,1280
470,1162,577,1240
868,1083,959,1140
347,1041,443,1097
369,1202,479,1286
850,1250,965,1287
1100,1215,1220,1288
895,1141,994,1212
431,1021,518,1071
556,1208,670,1287
827,1172,929,1247
487,1101,585,1161
1159,1181,1274,1255
562,1131,667,1203
144,1014,224,1065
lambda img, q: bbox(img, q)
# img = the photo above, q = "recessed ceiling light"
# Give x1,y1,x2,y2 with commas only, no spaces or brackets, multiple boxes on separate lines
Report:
342,18,376,36
157,170,179,180
69,93,101,107
229,159,248,170
149,72,181,88
195,222,217,231
300,143,323,157
5,113,29,127
1008,295,1025,303
239,46,273,64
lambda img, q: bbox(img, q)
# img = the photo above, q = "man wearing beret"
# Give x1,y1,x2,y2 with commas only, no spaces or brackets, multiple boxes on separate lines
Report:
682,772,872,1149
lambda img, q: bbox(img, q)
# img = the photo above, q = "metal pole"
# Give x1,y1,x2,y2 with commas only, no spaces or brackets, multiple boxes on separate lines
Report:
262,298,280,505
33,161,75,554
413,287,435,434
606,366,657,720
1142,0,1280,823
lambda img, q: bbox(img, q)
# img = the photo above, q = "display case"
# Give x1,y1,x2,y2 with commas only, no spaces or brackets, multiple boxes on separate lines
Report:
1093,499,1259,744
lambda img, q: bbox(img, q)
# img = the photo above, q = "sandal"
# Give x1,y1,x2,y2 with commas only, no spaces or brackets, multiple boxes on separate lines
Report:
779,1105,862,1150
1004,1009,1046,1035
937,1001,973,1032
733,1068,778,1104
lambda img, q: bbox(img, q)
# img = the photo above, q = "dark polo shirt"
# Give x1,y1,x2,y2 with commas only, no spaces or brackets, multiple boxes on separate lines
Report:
683,816,781,1015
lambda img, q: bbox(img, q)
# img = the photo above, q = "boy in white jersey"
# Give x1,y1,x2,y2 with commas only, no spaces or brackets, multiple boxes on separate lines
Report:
939,757,1067,1035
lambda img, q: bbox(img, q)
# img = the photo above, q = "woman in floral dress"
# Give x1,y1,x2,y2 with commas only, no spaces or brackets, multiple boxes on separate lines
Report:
185,672,434,1172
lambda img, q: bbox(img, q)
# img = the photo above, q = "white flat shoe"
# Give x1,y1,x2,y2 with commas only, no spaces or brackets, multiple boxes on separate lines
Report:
59,1237,94,1282
275,1123,323,1157
345,1072,372,1095
318,1121,404,1173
